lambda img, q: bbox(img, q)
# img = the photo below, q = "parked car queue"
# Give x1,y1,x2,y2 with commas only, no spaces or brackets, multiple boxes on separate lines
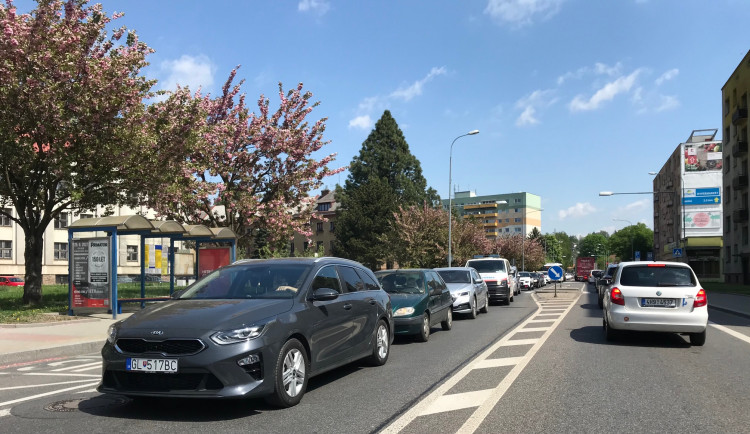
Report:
98,256,532,409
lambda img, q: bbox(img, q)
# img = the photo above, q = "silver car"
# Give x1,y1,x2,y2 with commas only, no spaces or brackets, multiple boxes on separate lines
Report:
435,267,489,319
602,261,708,346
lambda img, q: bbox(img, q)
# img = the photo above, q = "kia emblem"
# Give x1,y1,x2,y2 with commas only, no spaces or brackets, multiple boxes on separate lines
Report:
656,291,662,296
150,330,164,336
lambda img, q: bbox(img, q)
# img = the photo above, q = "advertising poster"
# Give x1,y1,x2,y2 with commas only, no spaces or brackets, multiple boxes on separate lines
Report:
198,247,231,278
146,244,162,274
71,238,110,308
684,142,722,172
682,187,721,205
684,211,721,229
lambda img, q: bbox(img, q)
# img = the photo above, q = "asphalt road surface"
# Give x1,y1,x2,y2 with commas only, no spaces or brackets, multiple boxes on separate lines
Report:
1,282,748,434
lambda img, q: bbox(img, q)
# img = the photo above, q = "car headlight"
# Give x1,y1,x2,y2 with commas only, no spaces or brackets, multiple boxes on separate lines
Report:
393,307,415,317
107,321,121,344
211,324,267,345
458,291,469,297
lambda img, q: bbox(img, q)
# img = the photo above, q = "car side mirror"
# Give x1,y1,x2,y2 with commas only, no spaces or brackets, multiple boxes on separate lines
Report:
312,287,339,301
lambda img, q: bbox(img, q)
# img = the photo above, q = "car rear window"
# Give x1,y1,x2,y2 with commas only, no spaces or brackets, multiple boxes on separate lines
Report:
437,270,471,284
467,260,506,273
619,265,695,287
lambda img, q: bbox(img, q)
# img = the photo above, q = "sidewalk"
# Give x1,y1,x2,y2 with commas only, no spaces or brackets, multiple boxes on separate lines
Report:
0,313,131,367
0,291,748,367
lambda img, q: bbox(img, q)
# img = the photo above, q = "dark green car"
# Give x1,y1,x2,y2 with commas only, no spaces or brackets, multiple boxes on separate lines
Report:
374,269,453,342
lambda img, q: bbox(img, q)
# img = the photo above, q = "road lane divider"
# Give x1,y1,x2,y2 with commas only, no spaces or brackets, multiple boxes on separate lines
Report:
380,292,581,434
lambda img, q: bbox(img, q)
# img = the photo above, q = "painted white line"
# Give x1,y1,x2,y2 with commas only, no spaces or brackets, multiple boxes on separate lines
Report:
51,361,101,372
709,322,750,344
499,339,538,346
0,379,99,391
72,365,102,373
0,382,99,408
0,408,10,418
518,327,550,333
527,319,554,323
420,390,493,416
23,373,100,378
474,357,523,369
76,389,98,394
456,294,581,434
380,293,580,433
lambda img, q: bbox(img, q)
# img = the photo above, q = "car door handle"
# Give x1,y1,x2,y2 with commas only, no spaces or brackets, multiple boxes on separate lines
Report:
343,304,353,310
368,299,377,305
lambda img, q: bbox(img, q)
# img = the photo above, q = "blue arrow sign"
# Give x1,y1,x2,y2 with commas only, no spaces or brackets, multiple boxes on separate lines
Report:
548,265,563,281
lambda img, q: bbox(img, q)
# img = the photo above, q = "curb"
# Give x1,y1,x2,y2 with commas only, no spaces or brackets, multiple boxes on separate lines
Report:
0,318,99,329
0,340,104,367
708,305,750,320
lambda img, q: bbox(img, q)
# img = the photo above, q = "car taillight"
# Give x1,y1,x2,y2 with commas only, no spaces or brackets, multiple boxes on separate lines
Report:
693,288,707,308
611,287,625,306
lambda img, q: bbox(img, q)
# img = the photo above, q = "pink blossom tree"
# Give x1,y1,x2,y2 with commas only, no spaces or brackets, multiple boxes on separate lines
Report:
0,0,155,304
142,70,344,255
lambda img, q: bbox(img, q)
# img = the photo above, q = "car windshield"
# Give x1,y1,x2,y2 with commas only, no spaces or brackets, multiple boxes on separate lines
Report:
178,263,310,300
437,270,471,284
375,271,425,294
519,272,531,278
467,260,505,273
9,277,23,282
619,265,695,287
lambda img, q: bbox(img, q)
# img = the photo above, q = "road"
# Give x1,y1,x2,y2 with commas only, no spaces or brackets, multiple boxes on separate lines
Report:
1,281,749,433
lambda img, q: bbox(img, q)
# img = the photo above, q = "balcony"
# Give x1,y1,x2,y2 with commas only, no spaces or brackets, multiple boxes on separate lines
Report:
733,174,749,189
483,222,498,228
734,208,748,221
733,139,748,157
733,107,748,125
464,203,499,210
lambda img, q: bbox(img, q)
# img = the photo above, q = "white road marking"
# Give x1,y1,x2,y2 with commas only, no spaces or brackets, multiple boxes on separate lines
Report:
0,382,99,408
380,295,579,433
71,365,101,373
51,361,101,372
519,327,551,333
421,390,493,416
709,322,750,344
0,379,99,391
0,408,10,418
76,389,98,394
23,373,99,378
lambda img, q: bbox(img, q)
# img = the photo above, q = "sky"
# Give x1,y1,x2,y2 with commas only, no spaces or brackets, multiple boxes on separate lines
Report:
13,0,750,238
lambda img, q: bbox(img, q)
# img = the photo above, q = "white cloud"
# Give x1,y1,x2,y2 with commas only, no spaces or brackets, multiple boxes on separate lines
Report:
158,54,216,94
484,0,564,27
569,69,642,112
655,68,679,85
515,89,557,126
622,199,649,212
654,95,680,112
298,0,330,16
557,62,622,85
390,67,447,101
558,202,596,219
348,115,373,130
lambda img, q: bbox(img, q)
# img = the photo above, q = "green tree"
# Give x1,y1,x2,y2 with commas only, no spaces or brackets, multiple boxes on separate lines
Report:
609,223,653,262
334,111,436,269
0,0,155,304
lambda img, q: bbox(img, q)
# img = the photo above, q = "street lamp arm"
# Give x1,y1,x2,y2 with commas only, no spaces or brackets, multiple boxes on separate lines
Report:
447,130,479,267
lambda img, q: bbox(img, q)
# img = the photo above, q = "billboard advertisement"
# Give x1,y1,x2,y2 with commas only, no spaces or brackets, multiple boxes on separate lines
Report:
71,238,110,308
198,247,231,278
682,187,721,205
684,142,722,172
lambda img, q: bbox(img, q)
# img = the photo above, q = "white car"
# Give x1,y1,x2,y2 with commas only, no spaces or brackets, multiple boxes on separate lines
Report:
465,257,516,304
435,267,489,319
602,261,708,346
517,271,533,290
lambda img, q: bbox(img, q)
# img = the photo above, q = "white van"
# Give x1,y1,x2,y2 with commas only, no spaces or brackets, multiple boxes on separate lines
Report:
465,257,516,304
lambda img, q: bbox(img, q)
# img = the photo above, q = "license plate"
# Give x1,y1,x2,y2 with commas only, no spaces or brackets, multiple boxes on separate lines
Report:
641,298,677,308
126,358,178,373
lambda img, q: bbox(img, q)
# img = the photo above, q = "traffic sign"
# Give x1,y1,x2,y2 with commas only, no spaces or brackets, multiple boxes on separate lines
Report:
673,248,683,258
548,265,563,281
635,251,641,261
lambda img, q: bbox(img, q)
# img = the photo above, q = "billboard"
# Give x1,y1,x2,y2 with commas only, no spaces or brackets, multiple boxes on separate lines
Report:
682,187,721,205
198,247,231,278
71,238,110,308
684,142,722,172
684,211,721,229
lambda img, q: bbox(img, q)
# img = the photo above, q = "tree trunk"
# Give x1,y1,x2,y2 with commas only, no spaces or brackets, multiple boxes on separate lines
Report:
22,228,45,306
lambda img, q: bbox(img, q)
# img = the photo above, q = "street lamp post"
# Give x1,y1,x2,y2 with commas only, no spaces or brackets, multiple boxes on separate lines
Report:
447,129,479,267
612,218,634,260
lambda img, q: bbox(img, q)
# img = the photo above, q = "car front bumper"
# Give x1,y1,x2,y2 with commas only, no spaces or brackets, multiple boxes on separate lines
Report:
393,314,425,335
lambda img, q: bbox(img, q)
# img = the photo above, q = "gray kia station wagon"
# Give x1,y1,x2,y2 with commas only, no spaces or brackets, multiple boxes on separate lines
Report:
98,257,394,407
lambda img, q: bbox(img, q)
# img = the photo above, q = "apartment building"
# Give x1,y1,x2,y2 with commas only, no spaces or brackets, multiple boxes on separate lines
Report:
722,49,750,284
442,191,542,239
290,189,338,256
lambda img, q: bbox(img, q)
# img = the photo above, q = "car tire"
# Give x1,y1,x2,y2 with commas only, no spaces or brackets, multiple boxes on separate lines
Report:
603,317,618,342
468,297,478,319
417,313,430,342
441,308,453,330
366,319,390,366
509,293,514,303
689,329,706,346
479,294,489,314
265,338,309,408
597,292,603,309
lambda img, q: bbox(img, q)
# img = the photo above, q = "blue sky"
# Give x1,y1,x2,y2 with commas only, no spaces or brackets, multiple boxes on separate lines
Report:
15,0,750,237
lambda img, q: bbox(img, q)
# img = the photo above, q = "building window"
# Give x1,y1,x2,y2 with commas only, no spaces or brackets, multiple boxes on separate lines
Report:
56,275,69,284
505,228,509,232
743,226,749,246
54,212,68,229
0,241,11,259
290,242,295,255
329,222,335,232
0,208,11,226
127,245,138,262
318,203,330,212
54,242,68,260
514,227,521,232
734,244,739,263
303,241,309,251
316,222,324,233
316,241,324,251
515,218,522,223
80,213,94,220
515,208,520,213
515,198,521,203
725,186,731,204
